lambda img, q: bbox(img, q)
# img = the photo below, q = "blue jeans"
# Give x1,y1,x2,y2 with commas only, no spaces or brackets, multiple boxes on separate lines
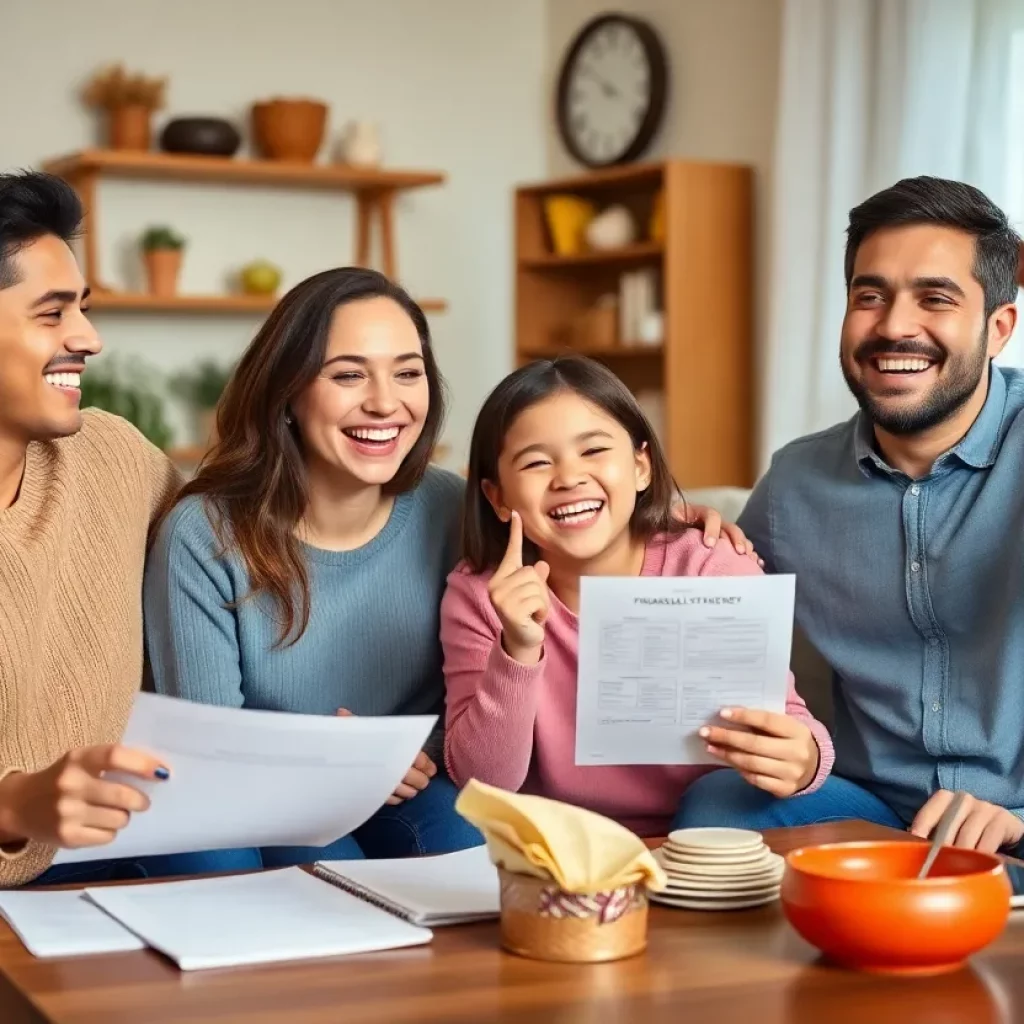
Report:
30,847,262,887
671,769,906,832
261,772,483,868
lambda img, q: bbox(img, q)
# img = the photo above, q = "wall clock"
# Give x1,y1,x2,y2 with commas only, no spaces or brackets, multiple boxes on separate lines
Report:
555,13,668,168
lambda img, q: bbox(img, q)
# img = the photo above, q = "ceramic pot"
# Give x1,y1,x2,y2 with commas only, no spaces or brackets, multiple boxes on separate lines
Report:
109,104,152,151
144,249,182,297
251,99,328,163
160,117,241,157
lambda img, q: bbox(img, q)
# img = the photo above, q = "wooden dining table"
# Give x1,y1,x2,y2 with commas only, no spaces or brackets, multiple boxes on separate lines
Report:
0,819,1021,1024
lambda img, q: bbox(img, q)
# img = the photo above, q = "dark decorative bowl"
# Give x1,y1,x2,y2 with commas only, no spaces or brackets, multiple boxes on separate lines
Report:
160,117,241,157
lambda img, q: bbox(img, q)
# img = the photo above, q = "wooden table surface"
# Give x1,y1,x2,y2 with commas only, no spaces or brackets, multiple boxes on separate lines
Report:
0,820,1021,1024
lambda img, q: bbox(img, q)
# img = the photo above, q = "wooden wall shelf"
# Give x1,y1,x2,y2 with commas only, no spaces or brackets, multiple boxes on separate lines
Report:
42,149,447,312
514,159,753,489
43,150,445,193
87,291,447,315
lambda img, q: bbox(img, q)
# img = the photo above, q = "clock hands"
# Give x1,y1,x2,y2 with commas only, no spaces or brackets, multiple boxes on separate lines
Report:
580,66,620,100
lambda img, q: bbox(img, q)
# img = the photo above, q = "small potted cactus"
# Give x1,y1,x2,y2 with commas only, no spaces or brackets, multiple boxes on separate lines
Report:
141,226,185,297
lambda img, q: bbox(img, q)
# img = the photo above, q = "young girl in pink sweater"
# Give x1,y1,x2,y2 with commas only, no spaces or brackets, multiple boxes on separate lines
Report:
440,356,833,837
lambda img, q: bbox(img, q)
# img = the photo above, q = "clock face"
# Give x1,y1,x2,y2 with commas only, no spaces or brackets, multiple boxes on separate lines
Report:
557,14,667,168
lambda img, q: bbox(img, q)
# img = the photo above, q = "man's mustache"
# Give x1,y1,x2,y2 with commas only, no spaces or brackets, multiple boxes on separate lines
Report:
853,337,944,363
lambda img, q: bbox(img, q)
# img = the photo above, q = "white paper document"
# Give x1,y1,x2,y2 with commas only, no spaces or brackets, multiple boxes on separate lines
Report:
575,574,796,766
0,890,145,958
54,692,434,864
84,868,431,971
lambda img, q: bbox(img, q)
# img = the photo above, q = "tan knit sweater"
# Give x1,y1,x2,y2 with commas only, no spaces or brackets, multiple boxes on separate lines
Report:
0,410,181,885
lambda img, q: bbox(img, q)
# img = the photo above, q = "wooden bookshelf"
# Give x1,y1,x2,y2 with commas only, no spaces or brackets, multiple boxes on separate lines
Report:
87,291,447,315
42,149,447,311
514,160,753,489
519,241,663,270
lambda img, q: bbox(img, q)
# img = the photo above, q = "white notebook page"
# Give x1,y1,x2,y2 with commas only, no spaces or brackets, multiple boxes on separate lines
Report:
84,868,431,971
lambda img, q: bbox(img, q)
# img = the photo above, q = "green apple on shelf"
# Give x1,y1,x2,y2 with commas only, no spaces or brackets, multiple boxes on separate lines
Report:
240,259,282,296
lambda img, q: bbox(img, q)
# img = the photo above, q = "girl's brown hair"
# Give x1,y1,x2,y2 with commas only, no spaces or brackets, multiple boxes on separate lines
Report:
174,266,447,647
461,355,685,572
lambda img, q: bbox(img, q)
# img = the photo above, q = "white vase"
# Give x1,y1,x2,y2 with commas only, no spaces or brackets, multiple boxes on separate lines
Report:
339,121,382,167
585,205,636,250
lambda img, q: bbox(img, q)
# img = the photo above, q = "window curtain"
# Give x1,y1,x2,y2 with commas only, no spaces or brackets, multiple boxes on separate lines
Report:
759,0,1024,471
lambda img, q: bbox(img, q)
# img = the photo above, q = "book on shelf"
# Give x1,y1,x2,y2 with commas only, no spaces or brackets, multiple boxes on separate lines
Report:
618,268,662,346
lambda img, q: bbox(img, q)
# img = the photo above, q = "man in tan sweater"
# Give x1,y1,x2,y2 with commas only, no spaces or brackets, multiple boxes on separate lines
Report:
0,171,260,886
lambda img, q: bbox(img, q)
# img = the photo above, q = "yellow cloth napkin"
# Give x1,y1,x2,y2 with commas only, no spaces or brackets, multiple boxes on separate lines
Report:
456,779,667,894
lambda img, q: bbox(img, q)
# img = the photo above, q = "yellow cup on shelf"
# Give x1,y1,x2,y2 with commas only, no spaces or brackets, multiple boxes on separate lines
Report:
543,194,596,256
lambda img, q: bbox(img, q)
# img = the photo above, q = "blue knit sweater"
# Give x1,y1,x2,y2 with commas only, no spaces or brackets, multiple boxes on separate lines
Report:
143,467,464,760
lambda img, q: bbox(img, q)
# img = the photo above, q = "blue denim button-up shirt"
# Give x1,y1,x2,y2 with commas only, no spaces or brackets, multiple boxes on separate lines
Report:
738,365,1024,824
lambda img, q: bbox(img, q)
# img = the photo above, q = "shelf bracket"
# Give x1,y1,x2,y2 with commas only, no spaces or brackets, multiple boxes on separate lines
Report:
353,189,398,280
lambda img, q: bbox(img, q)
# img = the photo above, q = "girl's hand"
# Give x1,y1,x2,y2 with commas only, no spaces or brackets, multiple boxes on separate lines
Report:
699,708,819,796
336,709,436,804
387,751,436,805
677,502,764,568
488,511,550,665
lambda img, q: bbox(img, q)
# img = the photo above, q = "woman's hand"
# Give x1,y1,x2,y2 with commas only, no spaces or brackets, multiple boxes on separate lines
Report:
677,502,764,568
699,708,818,796
488,512,550,665
0,745,168,850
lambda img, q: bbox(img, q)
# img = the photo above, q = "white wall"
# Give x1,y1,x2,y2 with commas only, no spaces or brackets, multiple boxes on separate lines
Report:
1,0,548,461
546,0,783,438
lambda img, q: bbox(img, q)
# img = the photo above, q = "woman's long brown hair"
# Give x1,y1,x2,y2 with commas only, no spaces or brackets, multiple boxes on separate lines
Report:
172,267,447,648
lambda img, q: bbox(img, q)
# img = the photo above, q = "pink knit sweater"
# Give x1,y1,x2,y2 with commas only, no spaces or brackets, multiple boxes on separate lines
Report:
440,529,834,837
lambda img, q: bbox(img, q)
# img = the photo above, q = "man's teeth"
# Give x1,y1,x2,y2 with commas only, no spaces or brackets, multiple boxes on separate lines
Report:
550,500,603,521
876,357,932,373
44,372,81,388
345,427,400,442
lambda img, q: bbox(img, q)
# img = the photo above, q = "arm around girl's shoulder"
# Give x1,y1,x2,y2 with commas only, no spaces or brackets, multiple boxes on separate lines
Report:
439,564,545,793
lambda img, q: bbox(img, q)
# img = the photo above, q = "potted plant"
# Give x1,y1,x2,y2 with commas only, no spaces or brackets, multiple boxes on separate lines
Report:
81,63,167,151
141,226,185,297
78,357,174,451
168,359,233,445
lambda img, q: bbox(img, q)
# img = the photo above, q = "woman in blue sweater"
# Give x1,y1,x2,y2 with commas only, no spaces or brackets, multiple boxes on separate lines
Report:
144,267,482,863
145,266,754,865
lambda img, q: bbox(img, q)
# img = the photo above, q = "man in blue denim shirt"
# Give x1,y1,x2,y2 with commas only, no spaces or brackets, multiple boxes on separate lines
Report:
674,176,1024,854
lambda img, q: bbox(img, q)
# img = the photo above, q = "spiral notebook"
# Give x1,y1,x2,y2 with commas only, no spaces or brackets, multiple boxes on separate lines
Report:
312,844,500,927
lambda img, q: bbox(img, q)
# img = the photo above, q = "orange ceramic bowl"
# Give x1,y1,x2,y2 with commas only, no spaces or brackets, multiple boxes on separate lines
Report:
781,841,1011,975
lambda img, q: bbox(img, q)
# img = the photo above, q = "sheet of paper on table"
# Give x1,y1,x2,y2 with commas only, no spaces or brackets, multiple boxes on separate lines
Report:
575,573,796,766
54,692,434,864
0,890,145,958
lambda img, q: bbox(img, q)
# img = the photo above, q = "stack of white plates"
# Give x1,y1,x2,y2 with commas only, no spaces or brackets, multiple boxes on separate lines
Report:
650,827,784,910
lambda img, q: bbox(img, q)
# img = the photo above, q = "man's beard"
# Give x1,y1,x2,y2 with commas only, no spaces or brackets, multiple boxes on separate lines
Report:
841,331,988,436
